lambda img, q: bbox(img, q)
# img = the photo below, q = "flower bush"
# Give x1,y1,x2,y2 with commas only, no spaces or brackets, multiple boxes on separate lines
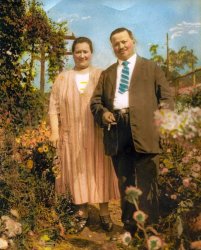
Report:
154,107,201,139
175,83,201,110
0,84,48,135
0,209,23,250
119,84,201,249
123,185,163,249
1,70,200,248
0,121,74,249
16,122,60,183
154,96,201,249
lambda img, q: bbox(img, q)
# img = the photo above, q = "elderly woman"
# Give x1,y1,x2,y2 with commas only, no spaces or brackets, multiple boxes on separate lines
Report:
48,37,119,233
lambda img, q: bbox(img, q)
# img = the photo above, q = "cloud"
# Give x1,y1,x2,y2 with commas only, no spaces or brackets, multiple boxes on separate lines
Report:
169,21,201,39
68,14,80,23
188,30,198,34
58,14,91,23
81,16,91,20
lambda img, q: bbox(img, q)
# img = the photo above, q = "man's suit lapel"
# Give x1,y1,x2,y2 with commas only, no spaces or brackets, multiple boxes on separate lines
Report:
130,56,145,91
109,62,118,99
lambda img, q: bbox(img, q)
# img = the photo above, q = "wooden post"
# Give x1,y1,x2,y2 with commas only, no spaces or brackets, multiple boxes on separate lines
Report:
192,63,196,85
166,33,169,79
40,43,45,93
65,33,76,55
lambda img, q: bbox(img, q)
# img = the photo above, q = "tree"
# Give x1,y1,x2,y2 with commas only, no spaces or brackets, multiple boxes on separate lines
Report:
149,44,166,70
0,0,26,86
149,44,198,83
0,0,47,134
24,0,68,92
48,22,68,83
179,47,198,85
0,0,27,132
24,0,52,89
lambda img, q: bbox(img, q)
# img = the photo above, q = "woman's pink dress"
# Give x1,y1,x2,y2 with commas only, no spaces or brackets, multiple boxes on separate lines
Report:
49,67,119,204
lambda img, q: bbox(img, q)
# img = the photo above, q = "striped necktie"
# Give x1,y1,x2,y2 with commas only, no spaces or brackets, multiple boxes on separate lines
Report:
118,61,129,94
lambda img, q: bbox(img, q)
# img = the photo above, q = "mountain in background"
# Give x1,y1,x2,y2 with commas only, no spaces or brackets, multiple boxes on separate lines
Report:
36,0,201,90
45,0,201,67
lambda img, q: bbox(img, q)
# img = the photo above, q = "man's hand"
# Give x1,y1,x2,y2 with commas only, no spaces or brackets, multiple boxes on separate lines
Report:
102,111,116,124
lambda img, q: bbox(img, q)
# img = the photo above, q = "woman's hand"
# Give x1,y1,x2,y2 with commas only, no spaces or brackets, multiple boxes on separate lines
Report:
49,114,59,147
49,133,59,148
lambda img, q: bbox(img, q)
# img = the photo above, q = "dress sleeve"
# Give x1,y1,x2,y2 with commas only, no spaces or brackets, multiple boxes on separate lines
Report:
48,74,63,115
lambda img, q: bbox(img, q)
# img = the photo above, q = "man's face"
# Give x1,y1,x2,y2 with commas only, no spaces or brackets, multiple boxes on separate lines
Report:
111,30,135,61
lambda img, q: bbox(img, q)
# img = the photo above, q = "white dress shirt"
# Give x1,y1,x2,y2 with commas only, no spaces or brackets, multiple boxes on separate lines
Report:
113,53,137,110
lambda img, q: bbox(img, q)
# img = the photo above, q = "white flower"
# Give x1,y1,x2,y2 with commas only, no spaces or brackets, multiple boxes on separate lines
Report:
10,209,20,219
6,51,12,56
121,231,132,246
125,186,142,198
125,186,143,204
0,238,8,249
154,107,201,139
1,216,22,238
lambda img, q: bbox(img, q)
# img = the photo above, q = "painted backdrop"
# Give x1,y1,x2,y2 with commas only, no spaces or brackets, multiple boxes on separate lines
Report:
39,0,201,88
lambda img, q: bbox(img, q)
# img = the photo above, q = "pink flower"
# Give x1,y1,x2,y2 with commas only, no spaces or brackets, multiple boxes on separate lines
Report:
182,156,190,164
195,156,201,162
191,163,201,173
193,148,198,153
178,86,193,95
160,168,169,175
133,210,148,224
170,194,177,200
147,235,163,250
182,178,191,187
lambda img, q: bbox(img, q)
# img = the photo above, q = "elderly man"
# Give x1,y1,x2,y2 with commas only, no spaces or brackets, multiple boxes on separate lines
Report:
90,27,174,234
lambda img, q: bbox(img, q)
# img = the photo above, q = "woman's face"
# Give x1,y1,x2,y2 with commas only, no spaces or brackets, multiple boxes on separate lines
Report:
73,42,92,70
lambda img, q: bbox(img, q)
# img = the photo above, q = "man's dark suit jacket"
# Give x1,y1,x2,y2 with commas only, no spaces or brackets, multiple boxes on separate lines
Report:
90,56,174,156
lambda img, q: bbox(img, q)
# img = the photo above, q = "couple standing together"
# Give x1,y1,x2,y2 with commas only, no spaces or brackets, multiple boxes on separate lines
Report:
49,27,173,234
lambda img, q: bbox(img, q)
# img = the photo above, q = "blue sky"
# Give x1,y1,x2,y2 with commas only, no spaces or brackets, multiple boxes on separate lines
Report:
38,0,201,88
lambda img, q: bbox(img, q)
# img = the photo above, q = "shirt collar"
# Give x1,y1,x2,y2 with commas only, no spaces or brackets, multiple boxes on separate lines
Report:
118,53,137,66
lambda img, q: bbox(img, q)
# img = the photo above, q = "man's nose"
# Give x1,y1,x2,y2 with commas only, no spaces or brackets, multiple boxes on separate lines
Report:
119,43,124,49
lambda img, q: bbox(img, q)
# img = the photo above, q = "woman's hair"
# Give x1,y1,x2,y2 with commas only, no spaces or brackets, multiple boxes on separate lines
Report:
72,37,93,53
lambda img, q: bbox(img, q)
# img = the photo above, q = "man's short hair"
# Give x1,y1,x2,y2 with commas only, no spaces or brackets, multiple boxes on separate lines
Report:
110,27,135,42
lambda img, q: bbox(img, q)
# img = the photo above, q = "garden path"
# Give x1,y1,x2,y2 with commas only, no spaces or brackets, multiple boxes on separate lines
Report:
55,199,125,249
